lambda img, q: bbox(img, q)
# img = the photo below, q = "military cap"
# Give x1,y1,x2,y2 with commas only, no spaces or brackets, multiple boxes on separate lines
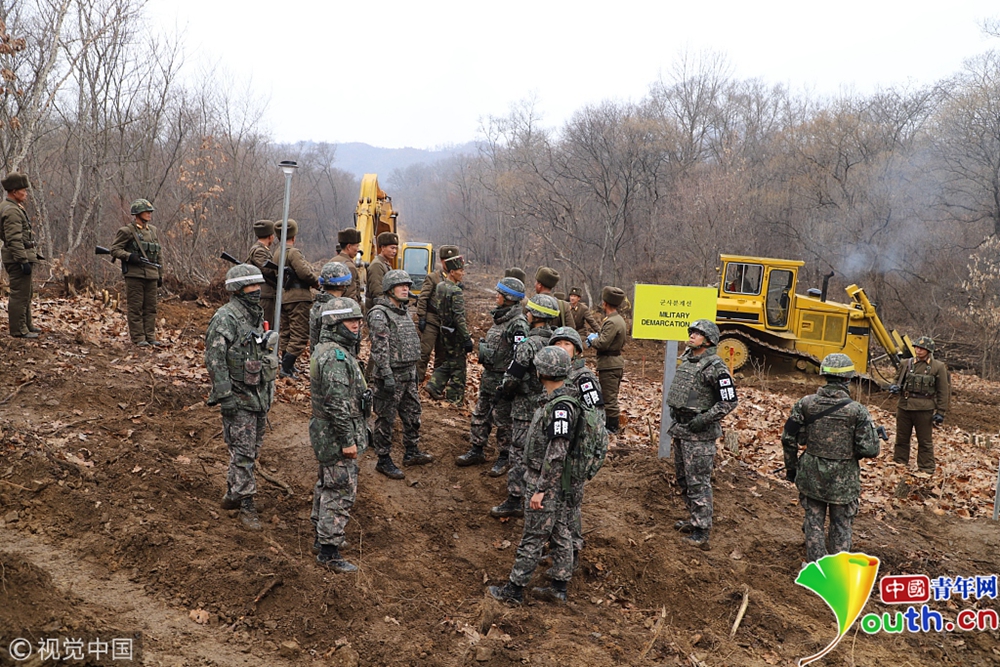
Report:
496,276,525,301
1,172,29,192
569,286,583,298
377,231,399,247
535,267,561,289
129,198,154,215
553,291,566,301
913,336,935,353
601,286,625,307
439,245,460,261
505,267,527,283
550,326,584,353
534,346,572,380
275,218,298,239
444,255,465,272
820,352,856,379
253,219,275,238
338,228,362,246
225,263,265,292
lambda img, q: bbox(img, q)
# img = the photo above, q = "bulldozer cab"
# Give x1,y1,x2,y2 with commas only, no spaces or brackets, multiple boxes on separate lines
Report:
720,256,802,331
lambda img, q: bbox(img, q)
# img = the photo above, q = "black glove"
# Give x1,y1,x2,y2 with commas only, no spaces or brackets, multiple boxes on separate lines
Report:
462,339,474,354
220,396,239,418
888,384,900,395
19,262,30,275
687,413,710,432
377,378,396,401
418,318,427,332
128,253,141,265
786,468,796,483
157,277,163,287
932,413,944,425
499,379,518,399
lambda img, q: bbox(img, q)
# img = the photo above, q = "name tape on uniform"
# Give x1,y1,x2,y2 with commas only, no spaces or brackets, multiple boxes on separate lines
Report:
631,284,718,341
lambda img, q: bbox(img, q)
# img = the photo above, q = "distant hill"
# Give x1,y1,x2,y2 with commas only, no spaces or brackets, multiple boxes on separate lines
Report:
332,141,479,178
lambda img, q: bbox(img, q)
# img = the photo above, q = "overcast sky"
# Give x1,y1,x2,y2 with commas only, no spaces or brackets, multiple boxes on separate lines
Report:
147,0,997,150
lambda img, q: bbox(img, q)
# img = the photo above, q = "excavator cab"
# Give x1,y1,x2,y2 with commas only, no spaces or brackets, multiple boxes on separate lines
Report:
401,242,433,295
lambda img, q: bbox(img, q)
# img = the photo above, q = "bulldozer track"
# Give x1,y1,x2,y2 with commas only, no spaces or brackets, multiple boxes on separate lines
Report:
718,328,821,368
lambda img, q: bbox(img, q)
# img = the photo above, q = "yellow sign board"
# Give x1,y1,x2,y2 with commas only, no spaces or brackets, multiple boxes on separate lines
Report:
632,284,718,341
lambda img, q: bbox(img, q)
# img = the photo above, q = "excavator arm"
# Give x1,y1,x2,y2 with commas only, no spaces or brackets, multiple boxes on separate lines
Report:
845,284,914,369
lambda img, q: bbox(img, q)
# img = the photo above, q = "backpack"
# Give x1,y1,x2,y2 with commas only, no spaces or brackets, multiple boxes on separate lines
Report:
554,395,609,494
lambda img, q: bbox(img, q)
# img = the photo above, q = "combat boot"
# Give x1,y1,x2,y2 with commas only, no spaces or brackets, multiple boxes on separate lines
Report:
673,519,695,534
490,495,523,518
402,447,434,466
279,352,298,379
605,417,619,434
487,581,523,605
220,492,241,511
455,446,487,467
488,452,510,477
239,497,262,531
375,455,405,480
531,579,568,603
317,545,358,573
685,528,711,551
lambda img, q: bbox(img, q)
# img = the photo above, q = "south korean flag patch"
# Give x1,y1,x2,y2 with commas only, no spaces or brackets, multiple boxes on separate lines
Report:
717,376,736,402
513,334,526,346
548,408,572,439
577,378,604,408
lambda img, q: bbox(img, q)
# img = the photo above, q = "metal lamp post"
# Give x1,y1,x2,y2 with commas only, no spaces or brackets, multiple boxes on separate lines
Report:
271,160,298,354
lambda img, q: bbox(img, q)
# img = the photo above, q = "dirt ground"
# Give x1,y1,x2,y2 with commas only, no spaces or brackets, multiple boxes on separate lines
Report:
2,273,1000,667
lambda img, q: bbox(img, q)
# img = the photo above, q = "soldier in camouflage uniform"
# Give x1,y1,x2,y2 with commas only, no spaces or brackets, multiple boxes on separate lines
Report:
365,232,398,311
331,228,362,303
890,336,950,474
0,173,40,338
205,264,279,531
310,262,352,353
110,198,164,346
549,326,604,567
310,297,368,573
456,276,529,474
416,245,460,380
782,353,880,563
424,255,473,404
272,219,319,378
490,293,560,519
489,346,581,605
666,320,738,550
587,286,627,433
246,220,277,326
368,269,433,480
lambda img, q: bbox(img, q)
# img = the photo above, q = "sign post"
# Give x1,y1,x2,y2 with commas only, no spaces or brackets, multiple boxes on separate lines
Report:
631,284,718,459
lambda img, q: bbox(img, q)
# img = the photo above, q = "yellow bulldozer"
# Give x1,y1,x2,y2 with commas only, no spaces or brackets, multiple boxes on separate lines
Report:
354,174,434,294
714,254,915,377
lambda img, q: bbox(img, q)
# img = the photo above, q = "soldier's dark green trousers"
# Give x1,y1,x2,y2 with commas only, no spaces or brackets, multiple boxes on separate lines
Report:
894,408,935,472
4,261,33,335
125,276,157,343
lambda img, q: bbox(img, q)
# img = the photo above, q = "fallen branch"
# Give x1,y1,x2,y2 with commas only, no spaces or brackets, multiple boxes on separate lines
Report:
253,578,282,607
0,479,31,492
258,468,294,496
730,585,750,639
0,380,33,406
638,605,666,661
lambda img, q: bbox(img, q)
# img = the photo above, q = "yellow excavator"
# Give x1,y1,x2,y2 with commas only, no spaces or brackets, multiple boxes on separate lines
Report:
714,254,915,377
354,174,434,294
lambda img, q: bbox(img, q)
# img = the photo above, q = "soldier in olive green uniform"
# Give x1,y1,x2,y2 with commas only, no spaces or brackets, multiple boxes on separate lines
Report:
416,245,460,381
110,199,164,346
457,276,529,474
204,264,279,531
783,353,880,563
890,336,950,474
369,269,433,480
310,297,368,573
365,232,398,311
310,262,352,353
666,320,738,550
272,219,318,378
586,287,627,433
0,173,39,338
489,346,582,605
246,220,277,326
331,228,362,303
490,294,560,519
424,255,473,404
533,267,573,329
568,287,600,336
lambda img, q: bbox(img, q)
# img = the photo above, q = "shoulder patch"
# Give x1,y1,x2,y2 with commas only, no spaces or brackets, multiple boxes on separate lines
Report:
335,349,345,361
513,334,526,345
577,376,604,408
548,408,573,439
717,375,736,402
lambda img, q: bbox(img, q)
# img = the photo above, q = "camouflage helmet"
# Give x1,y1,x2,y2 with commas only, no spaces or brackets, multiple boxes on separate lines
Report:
496,276,525,301
533,346,572,380
320,297,363,326
689,319,721,346
820,352,856,379
225,263,265,292
318,261,352,288
382,269,413,294
130,198,155,215
525,293,560,321
913,336,935,353
550,326,584,354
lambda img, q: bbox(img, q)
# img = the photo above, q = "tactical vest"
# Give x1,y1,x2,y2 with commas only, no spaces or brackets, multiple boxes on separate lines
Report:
517,327,552,396
310,340,369,463
127,225,161,263
902,359,938,397
223,303,276,387
369,302,420,368
802,394,856,460
666,351,720,411
479,306,527,373
524,391,578,472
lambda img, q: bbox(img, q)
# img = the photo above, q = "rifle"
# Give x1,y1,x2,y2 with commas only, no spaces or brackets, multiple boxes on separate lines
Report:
96,245,161,269
220,251,283,287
